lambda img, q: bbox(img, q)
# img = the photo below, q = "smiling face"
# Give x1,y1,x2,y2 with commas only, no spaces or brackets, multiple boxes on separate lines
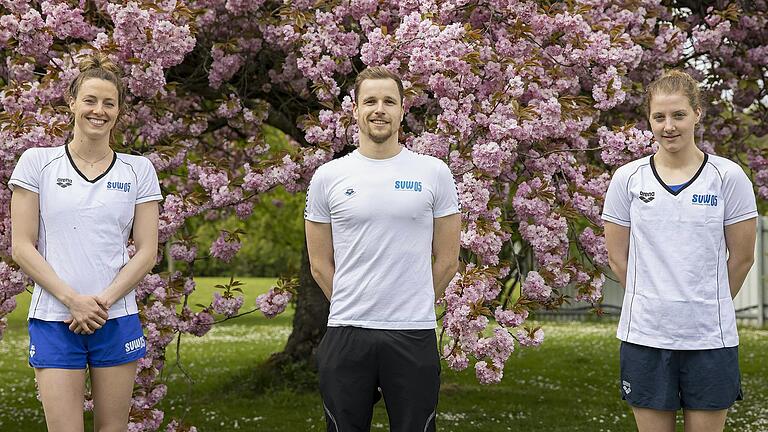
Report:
69,78,120,141
648,91,701,154
353,78,404,146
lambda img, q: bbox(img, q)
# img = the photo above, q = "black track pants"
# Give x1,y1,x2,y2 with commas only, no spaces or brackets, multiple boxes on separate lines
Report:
317,326,440,432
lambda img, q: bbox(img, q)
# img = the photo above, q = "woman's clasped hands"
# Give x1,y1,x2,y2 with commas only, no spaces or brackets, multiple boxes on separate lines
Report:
64,294,109,334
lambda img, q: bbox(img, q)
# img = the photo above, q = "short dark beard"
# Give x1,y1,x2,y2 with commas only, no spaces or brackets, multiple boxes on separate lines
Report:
369,130,392,143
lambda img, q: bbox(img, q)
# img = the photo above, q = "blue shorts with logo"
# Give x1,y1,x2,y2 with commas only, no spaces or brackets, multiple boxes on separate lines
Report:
620,341,742,410
28,314,146,369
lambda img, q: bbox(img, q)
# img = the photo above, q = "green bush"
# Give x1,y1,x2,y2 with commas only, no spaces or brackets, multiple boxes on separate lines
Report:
183,187,305,277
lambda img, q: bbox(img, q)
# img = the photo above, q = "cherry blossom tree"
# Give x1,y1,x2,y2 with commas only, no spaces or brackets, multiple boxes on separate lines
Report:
1,0,765,429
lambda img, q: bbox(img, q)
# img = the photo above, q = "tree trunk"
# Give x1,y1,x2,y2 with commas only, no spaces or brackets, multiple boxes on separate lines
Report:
270,241,329,367
265,146,354,381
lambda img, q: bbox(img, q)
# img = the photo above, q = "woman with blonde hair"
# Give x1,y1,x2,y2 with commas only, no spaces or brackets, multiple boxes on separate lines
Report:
9,52,162,431
602,69,757,432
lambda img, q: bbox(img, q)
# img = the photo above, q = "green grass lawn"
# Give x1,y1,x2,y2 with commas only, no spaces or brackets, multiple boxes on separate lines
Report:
1,277,767,431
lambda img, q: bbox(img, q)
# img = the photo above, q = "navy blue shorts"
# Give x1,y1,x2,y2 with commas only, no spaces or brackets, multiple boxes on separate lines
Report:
620,341,742,410
29,314,146,369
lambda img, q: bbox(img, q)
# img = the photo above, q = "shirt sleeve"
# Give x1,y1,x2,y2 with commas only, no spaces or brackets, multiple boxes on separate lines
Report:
602,167,631,227
8,148,41,193
304,167,331,223
722,165,757,226
136,157,163,204
433,162,460,218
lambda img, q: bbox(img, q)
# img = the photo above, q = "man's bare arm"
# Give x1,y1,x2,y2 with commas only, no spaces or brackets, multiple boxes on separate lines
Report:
306,220,335,300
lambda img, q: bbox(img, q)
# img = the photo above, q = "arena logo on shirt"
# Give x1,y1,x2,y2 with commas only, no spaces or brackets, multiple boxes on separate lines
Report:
638,191,655,203
107,181,131,193
394,180,422,192
56,178,72,188
691,194,718,206
124,336,146,354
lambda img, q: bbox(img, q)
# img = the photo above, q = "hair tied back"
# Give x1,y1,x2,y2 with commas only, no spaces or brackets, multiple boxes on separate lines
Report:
77,52,122,77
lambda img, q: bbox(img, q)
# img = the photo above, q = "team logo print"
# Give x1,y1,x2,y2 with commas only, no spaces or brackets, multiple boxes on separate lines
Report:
345,188,355,196
394,180,422,192
622,380,631,395
107,181,131,193
56,178,72,188
692,194,718,206
638,191,655,203
124,336,146,354
29,344,36,358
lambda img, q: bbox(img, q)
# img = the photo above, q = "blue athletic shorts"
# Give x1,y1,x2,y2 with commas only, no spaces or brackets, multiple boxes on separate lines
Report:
620,341,742,410
28,314,146,369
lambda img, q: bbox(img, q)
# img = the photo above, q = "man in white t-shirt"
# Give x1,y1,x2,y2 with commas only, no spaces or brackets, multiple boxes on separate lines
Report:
305,66,461,432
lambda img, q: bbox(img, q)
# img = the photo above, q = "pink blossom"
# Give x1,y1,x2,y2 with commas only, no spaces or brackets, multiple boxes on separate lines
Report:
579,227,608,267
360,27,394,66
576,273,605,304
443,344,469,370
127,63,167,98
494,306,528,328
519,216,569,262
475,360,503,384
215,94,242,119
158,195,190,243
256,288,293,319
461,221,509,265
516,327,545,347
592,66,626,110
187,311,214,337
598,126,655,167
144,303,179,329
136,274,166,302
16,9,52,61
693,20,731,52
409,132,452,159
212,292,244,317
513,178,554,222
474,328,515,370
169,243,197,263
107,2,195,69
0,262,27,298
182,278,196,295
235,202,254,219
127,408,163,432
92,32,110,50
209,231,241,263
42,1,99,40
471,141,516,177
209,46,244,89
456,173,492,220
0,297,16,316
521,271,552,302
0,15,19,47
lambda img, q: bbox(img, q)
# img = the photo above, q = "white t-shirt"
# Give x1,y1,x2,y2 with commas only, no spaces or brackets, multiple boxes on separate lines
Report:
9,145,163,321
305,148,460,330
602,153,757,350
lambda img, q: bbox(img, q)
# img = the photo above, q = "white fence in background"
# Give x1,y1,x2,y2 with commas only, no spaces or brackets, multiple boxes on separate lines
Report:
539,216,767,327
